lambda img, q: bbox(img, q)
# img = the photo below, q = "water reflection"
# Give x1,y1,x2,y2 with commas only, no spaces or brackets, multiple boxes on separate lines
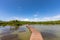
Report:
41,30,57,39
0,26,27,35
18,26,26,32
0,25,60,40
0,25,30,40
0,34,19,40
0,26,15,35
31,25,60,40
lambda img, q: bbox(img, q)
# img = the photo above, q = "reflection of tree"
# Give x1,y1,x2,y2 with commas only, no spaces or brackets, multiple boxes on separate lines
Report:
14,26,19,30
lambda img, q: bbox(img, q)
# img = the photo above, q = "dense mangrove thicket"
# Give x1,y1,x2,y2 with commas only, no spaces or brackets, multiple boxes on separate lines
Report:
0,20,60,26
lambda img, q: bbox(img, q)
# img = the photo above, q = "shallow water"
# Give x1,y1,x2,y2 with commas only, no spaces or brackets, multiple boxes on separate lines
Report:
31,25,60,40
0,25,60,40
0,25,31,40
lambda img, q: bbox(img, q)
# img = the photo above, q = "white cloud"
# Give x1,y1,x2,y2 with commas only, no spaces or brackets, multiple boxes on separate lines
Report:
53,15,60,19
22,18,30,21
40,15,60,21
2,14,60,21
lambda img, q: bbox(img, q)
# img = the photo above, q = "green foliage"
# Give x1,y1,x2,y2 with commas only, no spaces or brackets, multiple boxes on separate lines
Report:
0,20,60,27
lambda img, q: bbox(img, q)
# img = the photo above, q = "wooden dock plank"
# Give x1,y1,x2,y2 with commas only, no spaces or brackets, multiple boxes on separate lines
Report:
26,25,43,40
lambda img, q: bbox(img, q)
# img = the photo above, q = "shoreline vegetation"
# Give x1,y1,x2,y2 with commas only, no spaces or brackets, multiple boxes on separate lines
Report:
0,20,60,27
0,20,60,40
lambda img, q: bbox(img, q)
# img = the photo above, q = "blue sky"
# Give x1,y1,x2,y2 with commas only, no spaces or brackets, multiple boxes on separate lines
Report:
0,0,60,21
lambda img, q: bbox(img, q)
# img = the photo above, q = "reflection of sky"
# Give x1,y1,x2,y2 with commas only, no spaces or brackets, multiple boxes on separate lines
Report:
0,26,11,34
18,26,27,32
32,25,60,37
0,26,27,34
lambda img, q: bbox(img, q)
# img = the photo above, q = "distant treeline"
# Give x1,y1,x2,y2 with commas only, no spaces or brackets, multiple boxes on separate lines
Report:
0,20,60,26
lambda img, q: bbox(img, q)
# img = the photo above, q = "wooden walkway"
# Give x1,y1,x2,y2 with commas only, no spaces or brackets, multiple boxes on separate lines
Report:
26,25,43,40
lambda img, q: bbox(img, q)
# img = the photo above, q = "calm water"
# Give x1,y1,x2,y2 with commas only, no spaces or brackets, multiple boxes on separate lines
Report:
31,25,60,40
0,25,31,40
0,25,60,40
